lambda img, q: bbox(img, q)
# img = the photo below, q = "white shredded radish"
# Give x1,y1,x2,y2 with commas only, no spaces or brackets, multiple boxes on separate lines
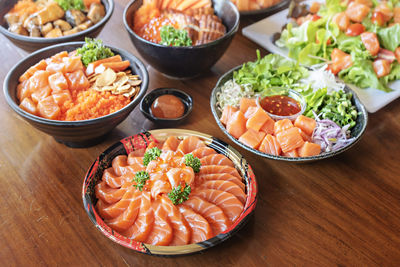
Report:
216,80,255,112
301,65,345,93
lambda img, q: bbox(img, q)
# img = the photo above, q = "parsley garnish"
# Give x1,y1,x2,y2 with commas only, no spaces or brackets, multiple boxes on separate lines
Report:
184,154,201,173
55,0,85,11
76,38,114,67
168,184,191,205
132,171,149,191
143,147,162,166
160,25,192,47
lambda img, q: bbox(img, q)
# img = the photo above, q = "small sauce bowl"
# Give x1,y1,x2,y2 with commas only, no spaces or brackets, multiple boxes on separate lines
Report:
256,89,306,121
140,88,193,126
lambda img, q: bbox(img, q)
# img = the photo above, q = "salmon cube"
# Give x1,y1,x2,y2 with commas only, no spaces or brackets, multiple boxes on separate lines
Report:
246,107,272,132
298,142,321,157
238,129,266,149
37,96,61,120
65,70,90,91
53,90,72,106
62,56,84,73
244,106,257,119
17,80,30,101
226,111,247,139
46,62,66,74
276,127,305,153
220,105,238,125
274,119,293,135
48,72,68,92
345,2,370,23
297,127,312,142
19,97,38,115
50,51,68,62
259,134,282,156
294,115,316,136
29,70,51,103
19,60,47,82
260,119,274,135
239,98,257,114
31,86,51,103
283,150,299,157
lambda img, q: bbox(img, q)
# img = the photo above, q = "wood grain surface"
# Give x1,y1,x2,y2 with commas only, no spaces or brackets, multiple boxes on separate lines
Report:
1,0,400,266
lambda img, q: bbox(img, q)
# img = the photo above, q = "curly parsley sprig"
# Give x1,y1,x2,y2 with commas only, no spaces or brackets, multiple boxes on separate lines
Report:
168,184,191,205
143,147,162,166
160,25,192,47
184,154,201,173
132,171,149,191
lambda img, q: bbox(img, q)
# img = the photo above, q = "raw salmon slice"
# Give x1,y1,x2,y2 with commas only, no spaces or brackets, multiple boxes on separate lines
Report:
294,115,316,136
199,180,246,204
167,167,195,188
95,181,129,204
37,95,60,120
112,155,145,176
239,98,257,114
95,61,130,74
238,129,266,149
199,165,241,179
86,55,122,75
46,62,66,74
150,173,171,199
105,189,142,232
122,191,154,242
177,136,206,154
19,98,38,116
17,80,30,101
191,147,217,159
160,196,191,245
19,60,47,82
298,142,321,157
127,155,144,166
162,136,181,151
259,134,282,156
96,188,135,219
274,119,293,135
192,189,244,223
200,154,234,167
145,198,173,246
246,107,271,132
297,128,312,142
103,168,133,188
48,72,68,92
226,111,246,139
276,127,305,153
283,149,299,157
183,196,230,235
178,205,213,243
196,173,245,191
62,56,84,73
244,106,257,119
220,105,238,125
65,70,90,91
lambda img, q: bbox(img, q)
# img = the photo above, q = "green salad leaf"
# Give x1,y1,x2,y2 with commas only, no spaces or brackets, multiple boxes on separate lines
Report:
168,184,191,205
160,25,192,47
377,24,400,52
55,0,85,11
76,38,114,67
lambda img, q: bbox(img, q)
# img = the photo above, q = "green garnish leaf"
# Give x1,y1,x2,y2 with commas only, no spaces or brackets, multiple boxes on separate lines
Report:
76,38,114,67
168,184,191,205
132,171,150,191
160,25,192,47
143,147,162,166
184,154,201,173
55,0,85,11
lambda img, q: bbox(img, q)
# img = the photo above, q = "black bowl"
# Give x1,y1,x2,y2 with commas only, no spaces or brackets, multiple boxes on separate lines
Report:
123,0,240,78
140,88,193,126
3,41,149,148
0,0,114,52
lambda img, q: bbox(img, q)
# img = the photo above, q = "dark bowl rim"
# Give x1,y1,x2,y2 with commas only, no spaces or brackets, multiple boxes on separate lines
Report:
210,64,369,162
3,41,149,126
0,0,114,43
122,0,240,50
239,0,290,16
140,87,193,122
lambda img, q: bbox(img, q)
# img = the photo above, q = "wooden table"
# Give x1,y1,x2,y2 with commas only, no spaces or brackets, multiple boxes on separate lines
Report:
1,1,400,265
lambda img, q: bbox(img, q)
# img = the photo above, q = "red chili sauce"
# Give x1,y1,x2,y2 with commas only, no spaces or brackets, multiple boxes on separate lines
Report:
259,95,301,116
151,94,185,119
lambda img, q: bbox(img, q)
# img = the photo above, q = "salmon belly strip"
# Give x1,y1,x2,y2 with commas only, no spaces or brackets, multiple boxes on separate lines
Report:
95,136,247,245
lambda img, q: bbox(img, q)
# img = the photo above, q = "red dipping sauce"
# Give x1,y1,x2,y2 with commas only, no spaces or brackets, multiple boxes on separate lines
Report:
151,94,185,119
259,95,301,116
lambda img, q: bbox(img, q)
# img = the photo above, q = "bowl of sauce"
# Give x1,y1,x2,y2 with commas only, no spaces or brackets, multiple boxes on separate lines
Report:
257,89,306,121
140,88,193,126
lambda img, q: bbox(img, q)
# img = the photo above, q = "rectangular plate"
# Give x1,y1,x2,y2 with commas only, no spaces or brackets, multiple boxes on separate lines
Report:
242,8,400,113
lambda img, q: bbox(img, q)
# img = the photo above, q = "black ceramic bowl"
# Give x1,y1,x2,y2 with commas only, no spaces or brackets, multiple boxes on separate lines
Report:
140,88,193,126
210,65,368,163
3,41,149,148
0,0,114,52
123,0,239,78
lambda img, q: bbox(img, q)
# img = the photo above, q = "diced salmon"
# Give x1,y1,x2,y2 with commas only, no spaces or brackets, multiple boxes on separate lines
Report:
48,72,68,92
46,62,66,74
53,90,72,106
50,51,69,62
394,7,400,23
145,198,173,246
28,70,51,102
244,106,257,119
373,59,391,78
374,2,393,22
37,95,61,120
294,115,316,136
19,97,38,115
276,127,305,153
226,111,247,139
62,56,84,73
329,48,353,75
246,107,271,132
19,60,47,82
177,136,206,154
259,134,282,156
332,12,350,31
361,32,380,56
345,2,370,23
239,98,257,114
17,80,30,100
354,0,373,7
65,70,90,91
395,47,400,64
283,149,299,157
31,86,51,104
162,136,181,151
260,118,275,134
274,119,293,135
238,129,266,149
309,2,321,13
178,205,214,243
297,127,312,142
220,105,238,125
298,142,321,157
200,154,235,167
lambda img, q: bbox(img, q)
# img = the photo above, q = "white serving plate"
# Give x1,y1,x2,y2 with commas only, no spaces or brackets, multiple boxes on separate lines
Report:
242,8,400,113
